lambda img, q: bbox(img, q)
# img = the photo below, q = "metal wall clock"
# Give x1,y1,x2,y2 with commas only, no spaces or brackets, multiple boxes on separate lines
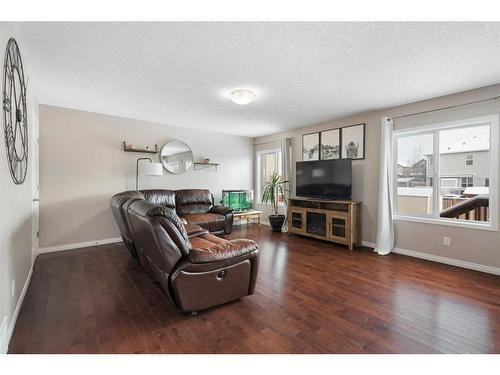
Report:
2,37,28,185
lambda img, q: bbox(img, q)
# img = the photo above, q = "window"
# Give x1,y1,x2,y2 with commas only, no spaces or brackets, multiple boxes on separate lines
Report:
461,177,473,188
256,148,282,204
465,153,474,166
441,178,459,188
394,132,434,216
393,115,498,230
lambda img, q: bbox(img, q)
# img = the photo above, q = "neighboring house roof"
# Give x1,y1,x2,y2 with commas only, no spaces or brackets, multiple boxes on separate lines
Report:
463,187,489,195
397,187,433,197
425,148,489,156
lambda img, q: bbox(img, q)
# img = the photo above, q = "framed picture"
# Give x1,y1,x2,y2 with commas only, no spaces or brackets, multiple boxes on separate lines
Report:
302,132,320,161
320,129,340,160
341,123,365,160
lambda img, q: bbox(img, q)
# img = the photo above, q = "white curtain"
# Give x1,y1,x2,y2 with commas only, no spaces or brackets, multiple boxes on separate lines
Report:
281,137,293,232
375,117,395,255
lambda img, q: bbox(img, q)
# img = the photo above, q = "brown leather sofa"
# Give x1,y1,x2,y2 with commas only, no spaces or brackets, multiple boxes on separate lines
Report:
110,189,259,313
111,189,233,248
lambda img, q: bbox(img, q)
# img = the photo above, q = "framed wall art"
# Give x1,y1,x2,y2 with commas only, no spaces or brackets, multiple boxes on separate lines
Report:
341,123,365,160
320,128,340,160
302,132,320,161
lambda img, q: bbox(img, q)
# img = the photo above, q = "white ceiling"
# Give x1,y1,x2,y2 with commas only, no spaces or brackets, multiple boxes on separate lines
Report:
14,22,500,137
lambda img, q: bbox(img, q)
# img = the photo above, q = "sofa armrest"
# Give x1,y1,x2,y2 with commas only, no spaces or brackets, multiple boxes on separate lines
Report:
189,239,258,263
210,205,233,215
210,206,234,234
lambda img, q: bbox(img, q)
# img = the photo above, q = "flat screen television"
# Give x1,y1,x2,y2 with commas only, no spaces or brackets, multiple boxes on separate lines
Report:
296,159,352,200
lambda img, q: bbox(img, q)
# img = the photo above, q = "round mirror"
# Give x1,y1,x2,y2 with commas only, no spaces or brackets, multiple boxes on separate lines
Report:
160,140,193,174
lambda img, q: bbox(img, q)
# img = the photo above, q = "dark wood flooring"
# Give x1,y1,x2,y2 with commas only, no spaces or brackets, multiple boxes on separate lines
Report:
9,225,500,353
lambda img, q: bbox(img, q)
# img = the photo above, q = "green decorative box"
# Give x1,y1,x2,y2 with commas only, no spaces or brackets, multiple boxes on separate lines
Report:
221,190,253,212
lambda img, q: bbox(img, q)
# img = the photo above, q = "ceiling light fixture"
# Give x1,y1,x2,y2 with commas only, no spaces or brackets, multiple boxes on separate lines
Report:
229,89,256,105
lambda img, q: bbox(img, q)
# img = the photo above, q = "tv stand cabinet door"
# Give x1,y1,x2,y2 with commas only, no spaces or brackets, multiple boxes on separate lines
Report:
289,208,306,234
327,212,350,244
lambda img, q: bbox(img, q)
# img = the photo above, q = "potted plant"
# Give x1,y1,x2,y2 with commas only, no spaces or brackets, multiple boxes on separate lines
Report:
261,172,289,232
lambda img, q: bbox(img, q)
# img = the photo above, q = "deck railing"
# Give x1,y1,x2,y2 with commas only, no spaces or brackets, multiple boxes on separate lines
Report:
440,195,489,221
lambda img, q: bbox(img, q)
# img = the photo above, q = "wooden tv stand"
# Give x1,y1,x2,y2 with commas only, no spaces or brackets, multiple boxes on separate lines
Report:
288,197,361,251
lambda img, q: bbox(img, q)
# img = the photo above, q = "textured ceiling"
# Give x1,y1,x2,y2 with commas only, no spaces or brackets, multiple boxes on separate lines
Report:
14,22,500,137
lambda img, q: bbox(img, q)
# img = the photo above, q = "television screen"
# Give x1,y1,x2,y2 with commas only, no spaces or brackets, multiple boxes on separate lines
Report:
296,159,352,200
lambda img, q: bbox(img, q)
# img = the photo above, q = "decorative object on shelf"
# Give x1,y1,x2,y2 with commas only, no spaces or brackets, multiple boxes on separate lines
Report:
160,140,193,174
194,162,219,171
341,123,365,160
302,132,320,161
320,128,340,160
123,141,158,154
221,189,254,212
261,172,289,231
135,157,163,190
3,38,28,185
204,158,211,164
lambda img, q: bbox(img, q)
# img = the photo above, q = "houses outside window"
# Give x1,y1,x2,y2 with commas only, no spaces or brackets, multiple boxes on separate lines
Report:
393,115,498,229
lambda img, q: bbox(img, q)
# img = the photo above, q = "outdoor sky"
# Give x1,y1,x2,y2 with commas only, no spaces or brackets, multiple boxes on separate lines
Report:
397,125,490,166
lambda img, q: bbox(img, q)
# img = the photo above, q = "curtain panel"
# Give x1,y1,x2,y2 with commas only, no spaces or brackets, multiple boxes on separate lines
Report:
281,137,293,232
375,117,395,255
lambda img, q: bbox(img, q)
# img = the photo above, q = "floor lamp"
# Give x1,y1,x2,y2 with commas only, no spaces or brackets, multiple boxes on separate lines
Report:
136,157,163,190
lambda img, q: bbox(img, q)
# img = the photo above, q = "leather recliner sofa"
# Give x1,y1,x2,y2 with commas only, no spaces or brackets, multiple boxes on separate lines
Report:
110,189,259,313
140,189,234,236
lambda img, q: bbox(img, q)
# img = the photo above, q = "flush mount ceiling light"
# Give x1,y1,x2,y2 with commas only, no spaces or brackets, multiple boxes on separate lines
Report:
229,89,256,105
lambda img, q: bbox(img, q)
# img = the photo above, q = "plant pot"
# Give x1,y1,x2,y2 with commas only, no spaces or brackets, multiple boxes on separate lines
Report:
268,215,286,232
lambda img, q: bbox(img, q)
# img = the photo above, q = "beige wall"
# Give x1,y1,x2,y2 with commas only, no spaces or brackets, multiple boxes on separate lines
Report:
0,22,37,352
39,105,253,248
255,83,500,269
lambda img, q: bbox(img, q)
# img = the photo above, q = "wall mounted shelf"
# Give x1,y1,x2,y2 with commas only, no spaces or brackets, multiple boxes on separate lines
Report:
194,162,219,171
123,141,159,154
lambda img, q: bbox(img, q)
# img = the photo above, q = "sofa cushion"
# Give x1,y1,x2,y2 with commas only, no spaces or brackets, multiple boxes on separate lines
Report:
141,189,176,211
189,235,258,263
175,189,213,215
180,213,225,233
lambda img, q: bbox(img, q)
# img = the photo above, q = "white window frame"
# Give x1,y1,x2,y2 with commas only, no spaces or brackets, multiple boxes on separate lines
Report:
393,115,498,231
465,153,474,166
256,147,283,206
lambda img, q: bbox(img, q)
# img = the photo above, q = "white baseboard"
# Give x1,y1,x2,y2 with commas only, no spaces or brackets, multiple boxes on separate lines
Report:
2,264,34,354
392,247,500,276
37,237,122,255
360,240,500,276
0,316,8,354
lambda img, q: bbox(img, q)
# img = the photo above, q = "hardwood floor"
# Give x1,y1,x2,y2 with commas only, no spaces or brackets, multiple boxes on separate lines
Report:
9,224,500,353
